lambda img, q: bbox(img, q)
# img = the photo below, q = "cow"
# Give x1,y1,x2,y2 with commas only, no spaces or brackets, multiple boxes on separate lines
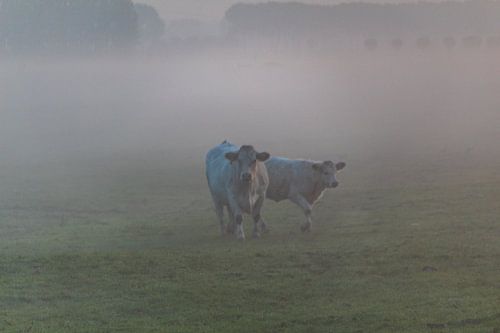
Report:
265,157,346,232
205,141,271,240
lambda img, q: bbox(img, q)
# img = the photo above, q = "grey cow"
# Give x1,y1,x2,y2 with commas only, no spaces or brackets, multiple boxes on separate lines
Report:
205,141,271,240
265,157,346,232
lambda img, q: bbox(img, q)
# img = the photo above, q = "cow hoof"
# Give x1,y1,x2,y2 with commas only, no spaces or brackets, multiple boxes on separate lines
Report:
301,224,311,233
236,230,246,241
260,223,268,233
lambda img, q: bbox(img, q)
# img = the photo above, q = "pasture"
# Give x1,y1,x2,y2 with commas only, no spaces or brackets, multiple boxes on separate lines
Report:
1,151,500,333
1,51,500,332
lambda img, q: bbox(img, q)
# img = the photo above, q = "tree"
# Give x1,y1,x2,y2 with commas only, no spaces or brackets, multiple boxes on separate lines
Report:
462,35,482,49
134,3,165,45
391,38,403,50
486,36,500,48
364,38,378,51
224,1,500,46
416,37,431,50
0,0,139,54
443,36,456,49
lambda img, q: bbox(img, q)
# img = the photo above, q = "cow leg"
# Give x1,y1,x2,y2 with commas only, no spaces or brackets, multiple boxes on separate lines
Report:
214,201,225,236
259,215,268,234
289,194,313,232
225,206,235,234
228,196,245,240
252,196,267,238
234,213,245,240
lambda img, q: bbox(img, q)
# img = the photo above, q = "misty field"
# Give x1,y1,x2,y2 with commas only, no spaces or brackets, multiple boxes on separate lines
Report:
1,51,500,332
1,153,500,333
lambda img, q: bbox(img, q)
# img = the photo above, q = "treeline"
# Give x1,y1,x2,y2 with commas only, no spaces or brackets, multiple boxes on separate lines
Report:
225,1,500,39
0,0,165,54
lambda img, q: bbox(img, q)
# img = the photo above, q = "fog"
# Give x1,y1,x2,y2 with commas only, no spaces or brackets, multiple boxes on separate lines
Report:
2,0,500,190
2,49,500,172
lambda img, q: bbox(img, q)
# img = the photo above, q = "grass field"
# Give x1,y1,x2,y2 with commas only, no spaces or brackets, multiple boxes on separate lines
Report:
2,51,500,332
1,152,500,333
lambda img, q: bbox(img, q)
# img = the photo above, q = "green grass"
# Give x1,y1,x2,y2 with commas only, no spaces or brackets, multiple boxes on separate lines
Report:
1,157,500,332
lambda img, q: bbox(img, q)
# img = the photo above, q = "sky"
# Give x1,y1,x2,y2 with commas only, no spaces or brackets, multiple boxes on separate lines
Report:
139,0,439,22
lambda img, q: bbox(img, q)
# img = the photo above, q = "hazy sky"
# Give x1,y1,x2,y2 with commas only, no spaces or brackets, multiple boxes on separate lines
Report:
139,0,436,22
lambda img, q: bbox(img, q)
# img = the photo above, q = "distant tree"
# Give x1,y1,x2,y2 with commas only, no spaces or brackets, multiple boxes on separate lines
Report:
364,38,378,51
0,0,138,54
224,1,500,48
486,36,500,48
443,36,456,49
134,3,165,45
306,38,316,50
462,35,483,49
391,38,403,50
416,37,431,50
109,0,140,48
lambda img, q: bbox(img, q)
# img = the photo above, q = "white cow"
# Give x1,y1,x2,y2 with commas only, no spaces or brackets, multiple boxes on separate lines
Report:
265,157,346,232
205,141,271,240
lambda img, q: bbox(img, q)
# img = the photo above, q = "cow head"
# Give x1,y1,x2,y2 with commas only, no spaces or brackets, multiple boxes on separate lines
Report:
225,145,270,183
312,160,346,188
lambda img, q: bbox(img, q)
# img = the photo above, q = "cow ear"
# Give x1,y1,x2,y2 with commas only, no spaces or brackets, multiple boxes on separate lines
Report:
336,162,346,170
324,160,334,167
225,152,239,162
312,163,323,171
256,152,270,162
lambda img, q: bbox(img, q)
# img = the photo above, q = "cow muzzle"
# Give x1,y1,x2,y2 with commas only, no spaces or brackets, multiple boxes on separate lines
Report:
329,181,339,188
241,173,252,183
